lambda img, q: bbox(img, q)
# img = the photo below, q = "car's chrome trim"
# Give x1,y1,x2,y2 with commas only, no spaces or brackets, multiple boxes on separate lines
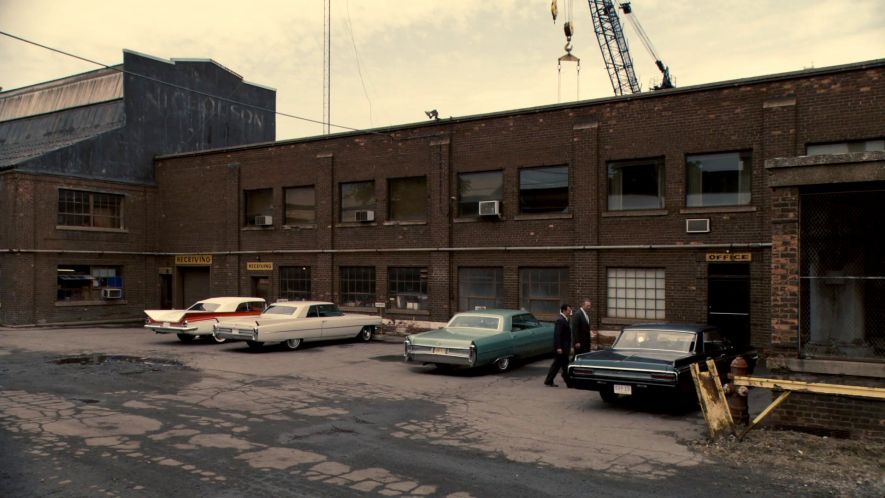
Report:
607,347,692,353
568,364,677,375
144,324,198,334
213,327,253,341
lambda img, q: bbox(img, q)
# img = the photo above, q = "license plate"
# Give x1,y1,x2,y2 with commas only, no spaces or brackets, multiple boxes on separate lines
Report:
613,384,632,395
432,347,447,355
163,322,170,328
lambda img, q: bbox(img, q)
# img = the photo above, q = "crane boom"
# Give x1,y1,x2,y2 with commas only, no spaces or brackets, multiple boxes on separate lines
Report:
587,0,640,96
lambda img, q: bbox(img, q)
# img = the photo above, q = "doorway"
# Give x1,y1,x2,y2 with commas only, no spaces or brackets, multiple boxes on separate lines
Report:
251,276,271,303
160,274,173,309
707,263,751,348
179,267,210,308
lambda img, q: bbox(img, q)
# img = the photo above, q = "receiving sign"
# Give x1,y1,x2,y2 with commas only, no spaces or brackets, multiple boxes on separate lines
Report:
175,255,213,266
246,262,274,271
705,252,752,262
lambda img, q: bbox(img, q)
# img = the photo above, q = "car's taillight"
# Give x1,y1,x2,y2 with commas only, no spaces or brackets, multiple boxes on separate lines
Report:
651,373,674,380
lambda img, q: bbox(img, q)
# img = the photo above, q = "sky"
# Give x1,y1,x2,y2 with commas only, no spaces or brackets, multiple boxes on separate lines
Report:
1,0,883,141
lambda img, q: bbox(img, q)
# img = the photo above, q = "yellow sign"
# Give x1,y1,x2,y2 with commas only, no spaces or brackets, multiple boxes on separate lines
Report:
175,255,213,266
247,262,274,271
706,252,752,263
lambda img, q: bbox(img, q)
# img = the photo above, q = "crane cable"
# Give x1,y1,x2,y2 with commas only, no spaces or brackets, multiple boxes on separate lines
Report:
553,0,580,103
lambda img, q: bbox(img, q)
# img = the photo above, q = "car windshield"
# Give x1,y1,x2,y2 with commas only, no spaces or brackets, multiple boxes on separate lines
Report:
188,302,221,312
447,315,501,331
262,305,299,316
614,329,695,353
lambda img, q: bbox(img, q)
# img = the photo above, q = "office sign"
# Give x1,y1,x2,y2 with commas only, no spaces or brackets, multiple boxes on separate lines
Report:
705,252,752,263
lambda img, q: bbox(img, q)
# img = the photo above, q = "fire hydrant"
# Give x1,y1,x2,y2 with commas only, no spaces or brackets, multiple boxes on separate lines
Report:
726,356,750,425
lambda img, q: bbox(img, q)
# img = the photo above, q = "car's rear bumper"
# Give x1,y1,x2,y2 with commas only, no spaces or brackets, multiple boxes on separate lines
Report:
213,328,253,341
144,324,198,335
405,353,473,367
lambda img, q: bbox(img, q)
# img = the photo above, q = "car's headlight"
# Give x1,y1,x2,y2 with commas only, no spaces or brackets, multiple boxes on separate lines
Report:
468,344,477,366
252,328,258,340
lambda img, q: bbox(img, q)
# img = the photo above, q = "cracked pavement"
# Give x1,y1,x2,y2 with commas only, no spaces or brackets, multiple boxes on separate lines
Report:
0,327,805,497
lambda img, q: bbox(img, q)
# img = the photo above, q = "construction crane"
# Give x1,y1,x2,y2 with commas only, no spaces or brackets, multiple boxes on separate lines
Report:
585,0,673,95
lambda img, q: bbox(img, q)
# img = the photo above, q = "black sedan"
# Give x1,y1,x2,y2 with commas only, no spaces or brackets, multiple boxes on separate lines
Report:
567,323,756,403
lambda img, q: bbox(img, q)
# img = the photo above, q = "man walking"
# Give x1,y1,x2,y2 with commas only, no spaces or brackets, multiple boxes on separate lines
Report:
544,304,572,387
572,298,592,355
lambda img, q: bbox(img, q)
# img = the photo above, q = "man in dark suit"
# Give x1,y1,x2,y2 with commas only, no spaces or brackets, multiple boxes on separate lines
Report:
572,298,592,356
544,303,573,387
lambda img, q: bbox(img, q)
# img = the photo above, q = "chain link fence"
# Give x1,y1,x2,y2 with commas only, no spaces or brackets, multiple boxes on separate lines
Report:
800,188,885,360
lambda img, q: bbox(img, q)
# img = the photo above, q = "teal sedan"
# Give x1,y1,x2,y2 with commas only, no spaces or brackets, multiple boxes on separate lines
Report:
403,310,554,372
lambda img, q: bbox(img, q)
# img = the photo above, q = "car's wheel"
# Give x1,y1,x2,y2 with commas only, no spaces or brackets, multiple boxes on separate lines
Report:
599,387,618,404
357,326,374,342
246,340,264,350
177,333,195,343
283,338,303,351
494,357,511,372
208,334,226,344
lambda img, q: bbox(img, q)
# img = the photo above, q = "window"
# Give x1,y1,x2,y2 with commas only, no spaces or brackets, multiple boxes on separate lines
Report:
388,267,428,310
340,181,376,222
519,166,568,213
280,266,311,301
458,268,504,311
606,268,665,319
520,268,568,318
57,189,123,229
284,186,315,224
511,313,541,331
458,171,503,217
340,266,375,307
806,139,884,155
607,158,664,210
686,151,752,207
56,265,123,302
245,188,273,226
388,177,427,222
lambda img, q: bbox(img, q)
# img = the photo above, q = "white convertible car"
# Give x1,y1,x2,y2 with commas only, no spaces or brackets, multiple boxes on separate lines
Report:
144,297,266,343
213,301,382,350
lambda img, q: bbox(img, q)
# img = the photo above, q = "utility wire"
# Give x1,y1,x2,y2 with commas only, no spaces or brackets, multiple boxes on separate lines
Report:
344,0,374,127
0,29,386,137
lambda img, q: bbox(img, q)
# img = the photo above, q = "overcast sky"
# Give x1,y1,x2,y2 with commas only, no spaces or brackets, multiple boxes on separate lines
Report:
1,0,883,141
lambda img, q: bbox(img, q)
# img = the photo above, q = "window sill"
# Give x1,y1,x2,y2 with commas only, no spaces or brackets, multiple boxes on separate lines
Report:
768,357,885,379
601,209,668,218
453,216,505,223
282,224,316,230
241,226,275,231
55,300,129,307
386,308,431,316
600,317,663,326
383,221,427,226
336,222,378,228
679,206,757,214
513,213,573,221
56,226,128,233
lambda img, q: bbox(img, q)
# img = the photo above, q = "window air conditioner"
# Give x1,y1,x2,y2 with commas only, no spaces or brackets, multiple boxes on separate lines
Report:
254,215,273,226
355,210,375,222
686,218,711,233
478,200,501,217
101,288,123,299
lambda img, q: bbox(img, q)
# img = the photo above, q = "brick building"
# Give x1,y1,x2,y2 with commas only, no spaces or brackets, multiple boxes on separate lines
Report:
0,50,275,325
1,56,882,438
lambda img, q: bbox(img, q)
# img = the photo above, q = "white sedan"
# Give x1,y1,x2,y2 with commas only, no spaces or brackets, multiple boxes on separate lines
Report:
213,301,382,350
144,297,266,343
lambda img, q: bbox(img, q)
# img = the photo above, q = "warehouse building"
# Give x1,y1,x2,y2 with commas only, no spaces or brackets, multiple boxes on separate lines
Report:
0,50,275,325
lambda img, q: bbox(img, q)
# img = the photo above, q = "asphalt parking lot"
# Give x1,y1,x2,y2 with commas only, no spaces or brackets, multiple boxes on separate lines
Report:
0,326,820,497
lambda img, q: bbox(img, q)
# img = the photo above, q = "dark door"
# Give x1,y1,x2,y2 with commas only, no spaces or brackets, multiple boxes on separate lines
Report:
179,267,210,308
160,274,173,309
707,263,751,348
251,276,271,303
